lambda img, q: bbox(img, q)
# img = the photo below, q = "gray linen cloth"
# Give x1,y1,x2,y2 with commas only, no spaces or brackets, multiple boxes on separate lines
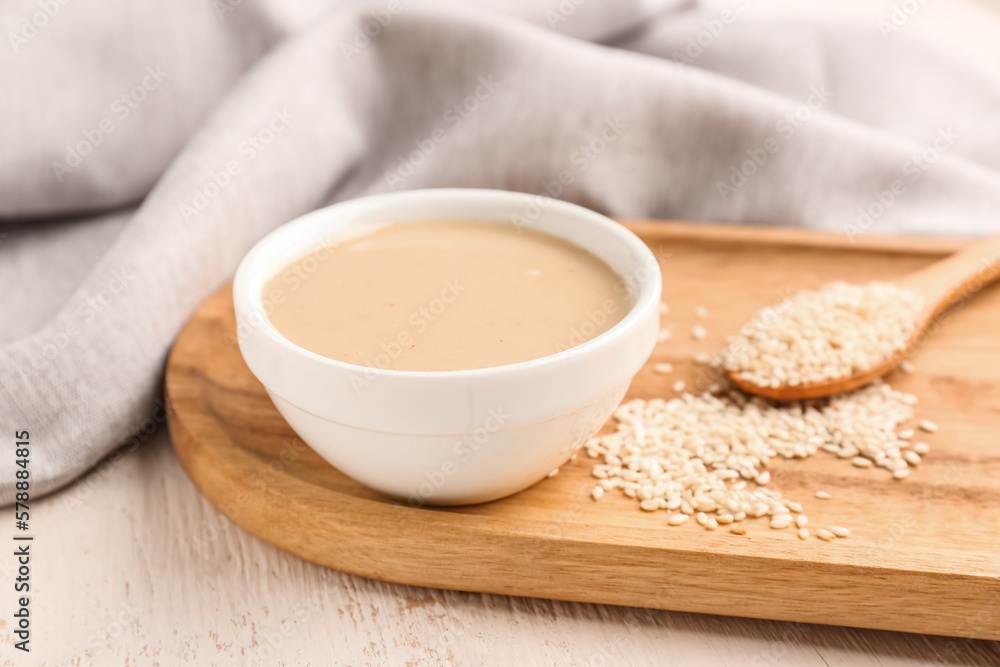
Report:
2,0,999,505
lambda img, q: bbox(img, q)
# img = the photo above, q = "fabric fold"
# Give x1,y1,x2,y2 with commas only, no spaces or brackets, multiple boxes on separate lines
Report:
2,1,998,504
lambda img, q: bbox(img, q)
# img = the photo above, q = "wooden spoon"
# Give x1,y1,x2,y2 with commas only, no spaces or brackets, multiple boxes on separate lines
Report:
728,232,1000,401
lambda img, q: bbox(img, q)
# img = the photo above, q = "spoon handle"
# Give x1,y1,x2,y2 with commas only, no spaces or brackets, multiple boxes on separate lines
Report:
899,231,1000,318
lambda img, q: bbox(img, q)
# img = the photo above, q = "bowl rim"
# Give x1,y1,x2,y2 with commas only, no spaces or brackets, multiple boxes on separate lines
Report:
233,188,661,381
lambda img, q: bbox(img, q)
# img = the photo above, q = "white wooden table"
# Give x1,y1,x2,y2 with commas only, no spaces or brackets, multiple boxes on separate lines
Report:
4,2,1000,665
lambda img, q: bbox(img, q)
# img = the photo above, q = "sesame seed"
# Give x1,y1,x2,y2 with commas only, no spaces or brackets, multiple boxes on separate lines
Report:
640,499,659,511
795,515,808,528
893,468,910,480
691,325,707,340
591,486,604,500
903,451,921,466
919,420,939,433
657,329,672,343
829,526,851,538
899,360,915,374
898,429,915,440
672,380,686,392
816,529,837,542
694,353,712,365
797,528,810,540
668,513,689,525
755,471,771,485
730,526,746,536
659,302,670,315
851,456,873,468
815,491,832,499
912,442,930,455
547,468,560,478
694,306,709,319
770,516,792,529
653,363,673,374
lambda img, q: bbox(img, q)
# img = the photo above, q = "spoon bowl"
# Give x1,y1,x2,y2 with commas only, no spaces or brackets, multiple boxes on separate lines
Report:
729,231,1000,401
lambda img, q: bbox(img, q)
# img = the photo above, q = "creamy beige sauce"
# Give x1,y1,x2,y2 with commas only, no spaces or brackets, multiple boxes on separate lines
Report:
264,221,629,371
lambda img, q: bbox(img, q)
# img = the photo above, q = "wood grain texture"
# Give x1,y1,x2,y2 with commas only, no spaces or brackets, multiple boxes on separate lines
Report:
165,221,1000,643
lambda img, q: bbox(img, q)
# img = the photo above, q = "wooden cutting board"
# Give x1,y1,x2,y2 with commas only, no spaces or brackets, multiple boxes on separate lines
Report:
165,221,1000,640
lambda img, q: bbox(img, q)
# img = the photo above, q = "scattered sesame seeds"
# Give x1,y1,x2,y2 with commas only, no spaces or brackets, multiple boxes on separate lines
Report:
720,282,924,388
694,306,709,319
816,528,837,542
919,419,939,433
653,363,674,374
691,325,707,340
586,377,927,540
672,380,686,392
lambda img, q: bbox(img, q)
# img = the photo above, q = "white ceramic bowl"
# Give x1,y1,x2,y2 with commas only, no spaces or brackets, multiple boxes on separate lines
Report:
233,189,660,505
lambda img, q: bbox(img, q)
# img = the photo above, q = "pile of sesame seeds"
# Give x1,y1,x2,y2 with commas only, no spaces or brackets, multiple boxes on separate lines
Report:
587,380,935,540
720,281,925,388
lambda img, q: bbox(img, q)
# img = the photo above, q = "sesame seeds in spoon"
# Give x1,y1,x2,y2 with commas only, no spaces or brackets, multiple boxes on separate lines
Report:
722,232,1000,401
